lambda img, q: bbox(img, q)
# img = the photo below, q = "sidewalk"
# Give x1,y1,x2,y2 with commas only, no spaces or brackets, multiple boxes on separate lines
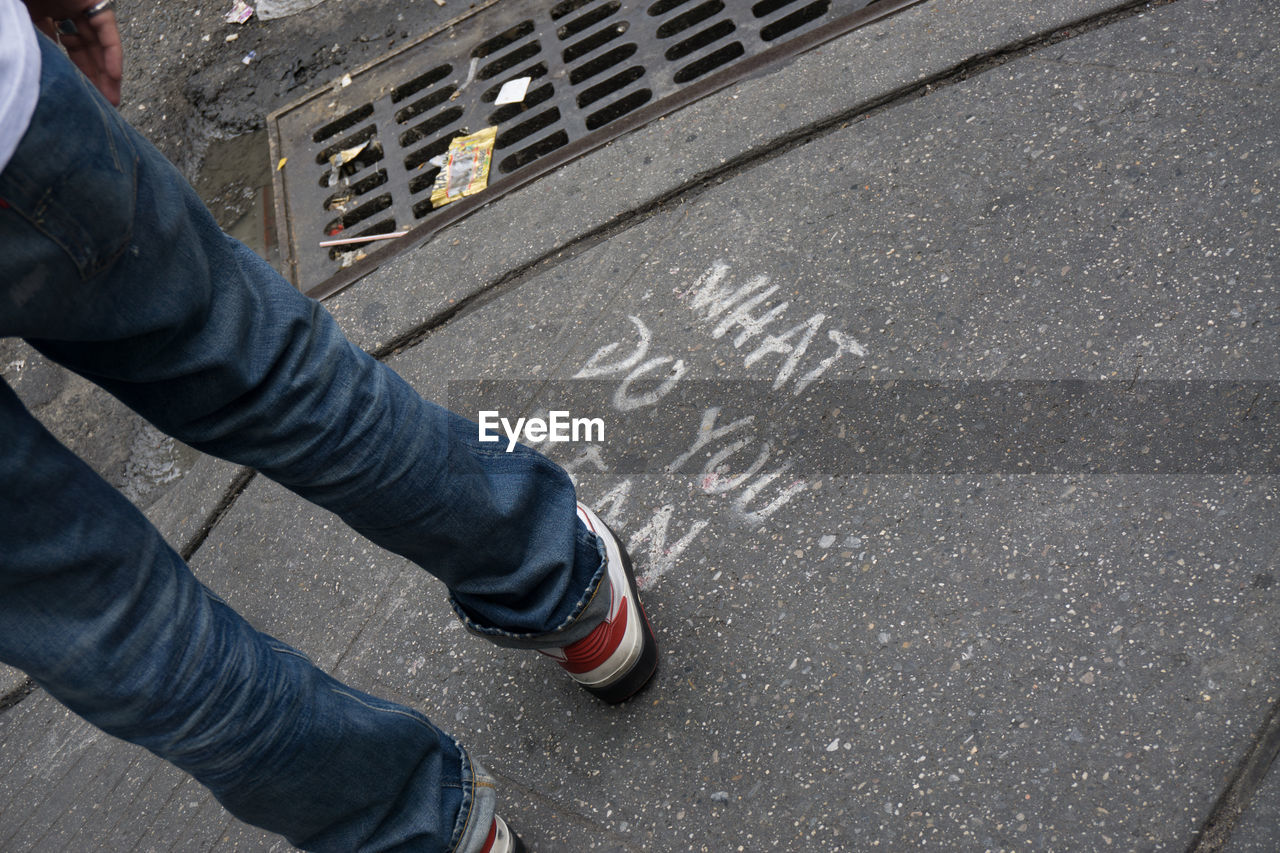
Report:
2,0,1278,850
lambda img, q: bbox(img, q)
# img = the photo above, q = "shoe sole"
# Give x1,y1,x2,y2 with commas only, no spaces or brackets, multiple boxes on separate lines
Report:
586,517,659,705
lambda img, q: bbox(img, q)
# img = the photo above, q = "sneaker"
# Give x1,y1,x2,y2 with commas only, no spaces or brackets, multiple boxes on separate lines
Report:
479,815,526,853
539,503,658,704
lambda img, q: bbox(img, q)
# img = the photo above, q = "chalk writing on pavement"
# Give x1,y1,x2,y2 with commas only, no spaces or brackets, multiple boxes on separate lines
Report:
536,261,869,586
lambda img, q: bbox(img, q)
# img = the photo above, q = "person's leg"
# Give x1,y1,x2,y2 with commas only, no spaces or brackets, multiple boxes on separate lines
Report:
0,379,493,852
0,34,580,851
1,34,609,650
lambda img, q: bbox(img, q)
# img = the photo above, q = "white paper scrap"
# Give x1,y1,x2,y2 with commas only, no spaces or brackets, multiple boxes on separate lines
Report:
494,77,532,106
224,0,255,24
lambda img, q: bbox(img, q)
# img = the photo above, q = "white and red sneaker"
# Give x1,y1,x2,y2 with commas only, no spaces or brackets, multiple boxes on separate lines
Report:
539,503,658,704
478,815,526,853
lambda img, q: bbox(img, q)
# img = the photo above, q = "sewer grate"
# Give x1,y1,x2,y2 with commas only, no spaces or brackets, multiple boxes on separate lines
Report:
268,0,926,298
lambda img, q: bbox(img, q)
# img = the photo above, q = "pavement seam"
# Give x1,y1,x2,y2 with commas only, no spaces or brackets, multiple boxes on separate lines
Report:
368,0,1179,360
1188,697,1280,853
177,466,258,563
368,202,680,361
0,677,34,714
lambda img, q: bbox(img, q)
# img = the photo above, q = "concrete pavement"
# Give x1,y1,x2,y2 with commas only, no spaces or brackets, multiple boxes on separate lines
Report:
2,0,1278,850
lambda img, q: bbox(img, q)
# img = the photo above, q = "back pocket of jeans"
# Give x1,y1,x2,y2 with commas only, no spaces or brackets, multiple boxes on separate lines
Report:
0,46,138,280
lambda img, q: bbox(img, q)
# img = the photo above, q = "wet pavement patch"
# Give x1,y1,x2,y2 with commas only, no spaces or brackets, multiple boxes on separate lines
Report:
191,129,282,272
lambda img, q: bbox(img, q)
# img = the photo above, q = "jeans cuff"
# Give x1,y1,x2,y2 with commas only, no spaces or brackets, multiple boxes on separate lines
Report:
451,751,498,853
448,526,611,651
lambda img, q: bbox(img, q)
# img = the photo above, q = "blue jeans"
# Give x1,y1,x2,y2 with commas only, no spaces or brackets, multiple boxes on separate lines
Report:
0,35,609,852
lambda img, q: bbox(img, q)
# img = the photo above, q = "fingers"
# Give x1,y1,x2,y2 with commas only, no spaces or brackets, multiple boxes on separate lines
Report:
81,9,123,105
35,8,124,106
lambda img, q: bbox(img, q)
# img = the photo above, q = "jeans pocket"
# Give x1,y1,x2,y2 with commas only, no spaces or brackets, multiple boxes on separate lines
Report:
0,36,138,281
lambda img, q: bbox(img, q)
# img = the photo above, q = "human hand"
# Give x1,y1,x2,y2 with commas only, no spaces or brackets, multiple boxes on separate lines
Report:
25,0,123,105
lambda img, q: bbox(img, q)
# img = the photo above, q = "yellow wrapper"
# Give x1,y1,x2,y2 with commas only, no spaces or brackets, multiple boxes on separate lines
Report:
430,127,498,208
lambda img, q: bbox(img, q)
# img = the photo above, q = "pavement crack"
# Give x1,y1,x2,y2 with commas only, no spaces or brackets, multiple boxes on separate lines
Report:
178,466,257,563
0,677,35,714
1187,696,1280,852
369,198,684,361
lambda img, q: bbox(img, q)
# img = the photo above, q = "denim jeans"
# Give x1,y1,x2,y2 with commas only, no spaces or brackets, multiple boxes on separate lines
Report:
0,35,609,852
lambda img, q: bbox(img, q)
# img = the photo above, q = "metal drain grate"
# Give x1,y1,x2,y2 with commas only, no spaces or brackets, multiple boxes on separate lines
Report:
268,0,925,298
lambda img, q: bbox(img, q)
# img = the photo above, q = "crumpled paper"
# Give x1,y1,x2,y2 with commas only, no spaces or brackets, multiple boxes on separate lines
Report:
254,0,329,21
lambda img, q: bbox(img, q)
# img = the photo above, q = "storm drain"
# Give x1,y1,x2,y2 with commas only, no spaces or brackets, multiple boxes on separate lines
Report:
268,0,926,298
